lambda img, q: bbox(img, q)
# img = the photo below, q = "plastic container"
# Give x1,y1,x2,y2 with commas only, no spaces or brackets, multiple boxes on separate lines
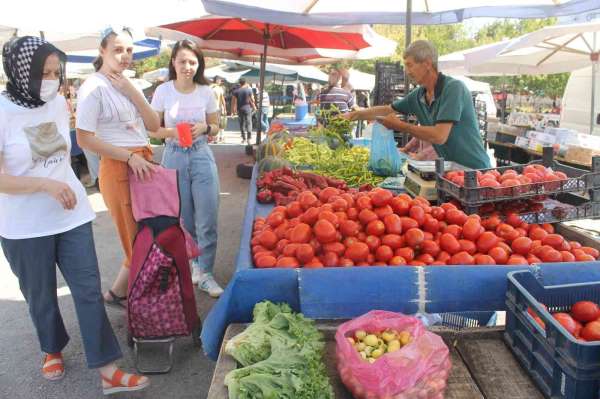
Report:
435,148,600,206
505,270,600,399
294,102,308,121
176,123,193,148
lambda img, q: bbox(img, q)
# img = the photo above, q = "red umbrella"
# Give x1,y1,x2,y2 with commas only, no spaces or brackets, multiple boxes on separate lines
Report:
148,17,395,143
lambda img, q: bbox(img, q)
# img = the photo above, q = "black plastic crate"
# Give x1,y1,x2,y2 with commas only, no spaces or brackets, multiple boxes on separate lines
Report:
435,148,600,206
505,270,600,399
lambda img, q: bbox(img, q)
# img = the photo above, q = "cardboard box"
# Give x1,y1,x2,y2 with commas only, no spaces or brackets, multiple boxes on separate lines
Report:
497,123,528,136
564,146,600,166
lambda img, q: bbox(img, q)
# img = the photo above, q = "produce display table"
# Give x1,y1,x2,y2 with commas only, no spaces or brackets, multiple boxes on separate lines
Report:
271,113,317,135
488,140,593,169
207,323,544,399
199,165,600,360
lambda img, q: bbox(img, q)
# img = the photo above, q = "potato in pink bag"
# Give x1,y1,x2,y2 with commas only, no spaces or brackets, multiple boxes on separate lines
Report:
336,310,451,399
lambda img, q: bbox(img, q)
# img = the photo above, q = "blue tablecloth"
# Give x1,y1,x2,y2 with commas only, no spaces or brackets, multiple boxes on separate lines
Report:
199,165,600,360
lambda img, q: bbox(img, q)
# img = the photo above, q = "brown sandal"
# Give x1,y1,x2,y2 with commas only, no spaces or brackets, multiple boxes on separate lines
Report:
42,353,64,381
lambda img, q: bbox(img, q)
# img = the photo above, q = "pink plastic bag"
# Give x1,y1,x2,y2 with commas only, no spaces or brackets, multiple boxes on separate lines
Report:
129,166,201,259
336,310,451,399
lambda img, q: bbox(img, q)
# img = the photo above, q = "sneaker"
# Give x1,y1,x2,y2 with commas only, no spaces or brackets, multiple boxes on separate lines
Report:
198,272,224,298
191,267,202,285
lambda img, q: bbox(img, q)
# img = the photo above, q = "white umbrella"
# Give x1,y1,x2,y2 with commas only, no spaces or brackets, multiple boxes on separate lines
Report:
201,0,600,26
348,68,375,91
439,40,513,76
204,64,250,83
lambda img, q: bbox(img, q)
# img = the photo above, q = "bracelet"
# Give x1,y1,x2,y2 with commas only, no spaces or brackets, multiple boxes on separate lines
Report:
206,124,212,136
126,152,135,165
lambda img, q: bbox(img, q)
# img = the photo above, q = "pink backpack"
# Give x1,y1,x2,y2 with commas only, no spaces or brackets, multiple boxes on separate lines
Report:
127,167,200,341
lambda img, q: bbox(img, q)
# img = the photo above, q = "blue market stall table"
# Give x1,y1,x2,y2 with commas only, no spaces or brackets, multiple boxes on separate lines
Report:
200,165,600,360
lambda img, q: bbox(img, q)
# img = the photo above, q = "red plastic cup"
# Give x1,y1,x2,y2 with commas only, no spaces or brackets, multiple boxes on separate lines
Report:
176,123,193,147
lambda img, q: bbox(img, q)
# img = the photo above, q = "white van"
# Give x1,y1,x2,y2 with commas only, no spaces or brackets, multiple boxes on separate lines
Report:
560,66,600,135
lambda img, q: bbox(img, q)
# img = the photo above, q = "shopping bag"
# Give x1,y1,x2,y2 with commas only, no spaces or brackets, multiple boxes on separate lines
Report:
368,122,407,176
336,310,451,399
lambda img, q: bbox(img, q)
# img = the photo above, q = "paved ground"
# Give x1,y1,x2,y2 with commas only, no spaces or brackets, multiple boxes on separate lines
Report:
0,125,252,399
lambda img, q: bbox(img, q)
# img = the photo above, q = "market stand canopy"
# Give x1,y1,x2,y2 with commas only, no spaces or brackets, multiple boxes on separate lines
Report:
201,0,600,25
146,18,396,65
229,60,328,84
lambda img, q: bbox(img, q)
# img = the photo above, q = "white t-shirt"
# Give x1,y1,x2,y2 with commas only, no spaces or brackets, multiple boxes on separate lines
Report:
76,73,148,147
151,81,218,129
0,95,95,239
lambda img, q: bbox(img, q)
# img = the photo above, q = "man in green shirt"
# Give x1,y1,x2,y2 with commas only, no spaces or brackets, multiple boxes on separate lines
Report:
346,40,490,170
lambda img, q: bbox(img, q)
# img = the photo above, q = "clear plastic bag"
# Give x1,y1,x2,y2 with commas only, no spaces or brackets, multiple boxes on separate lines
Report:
336,310,451,399
369,122,407,176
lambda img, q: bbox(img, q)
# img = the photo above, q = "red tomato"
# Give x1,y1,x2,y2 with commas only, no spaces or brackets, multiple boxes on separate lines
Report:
527,254,542,264
405,228,425,249
389,256,407,266
507,255,528,265
258,230,278,249
541,223,555,234
330,198,348,212
300,207,320,226
322,242,346,257
318,210,339,227
370,188,394,207
298,191,319,210
437,251,451,263
320,251,340,267
505,213,523,228
570,241,582,250
542,234,564,249
313,219,337,243
474,254,496,265
255,255,277,268
561,251,576,262
338,258,354,267
540,248,562,263
416,253,435,265
459,239,477,255
512,237,533,256
400,217,419,231
389,197,410,216
488,247,508,265
358,209,378,226
571,301,600,323
395,247,415,262
266,212,285,228
440,202,458,212
581,247,600,259
383,214,403,235
477,231,499,253
375,245,394,263
374,205,394,220
529,227,548,241
553,313,578,335
409,261,427,266
366,220,386,236
276,257,300,268
444,224,463,239
430,206,446,221
318,187,340,204
356,196,373,210
381,234,404,249
344,242,370,263
446,209,468,226
285,201,303,218
496,223,519,241
580,321,600,341
421,240,441,257
440,233,461,255
463,218,483,241
339,220,360,237
409,205,426,226
346,207,359,221
365,235,381,252
482,215,501,231
449,251,475,265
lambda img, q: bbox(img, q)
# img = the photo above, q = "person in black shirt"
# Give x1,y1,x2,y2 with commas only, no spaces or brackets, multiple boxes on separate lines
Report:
231,78,256,143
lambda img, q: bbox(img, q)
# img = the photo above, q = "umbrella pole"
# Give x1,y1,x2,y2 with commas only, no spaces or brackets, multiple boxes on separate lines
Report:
404,0,412,102
591,32,598,135
256,26,270,145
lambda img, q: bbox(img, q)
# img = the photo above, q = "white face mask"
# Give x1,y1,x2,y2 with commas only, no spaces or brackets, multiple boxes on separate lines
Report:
39,79,60,102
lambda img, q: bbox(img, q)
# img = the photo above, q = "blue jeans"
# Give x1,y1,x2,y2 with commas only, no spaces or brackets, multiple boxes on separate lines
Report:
162,137,220,274
260,106,269,133
0,222,122,368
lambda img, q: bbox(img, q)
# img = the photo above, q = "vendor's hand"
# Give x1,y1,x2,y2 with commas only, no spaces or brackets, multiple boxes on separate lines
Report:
42,179,77,210
128,153,155,181
105,72,137,98
380,113,402,130
191,122,207,139
342,111,358,121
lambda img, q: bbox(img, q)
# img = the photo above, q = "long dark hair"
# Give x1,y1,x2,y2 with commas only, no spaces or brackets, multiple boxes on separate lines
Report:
168,40,209,85
92,28,133,72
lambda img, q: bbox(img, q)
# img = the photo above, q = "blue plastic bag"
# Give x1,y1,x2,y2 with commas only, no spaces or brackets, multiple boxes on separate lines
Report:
368,122,406,176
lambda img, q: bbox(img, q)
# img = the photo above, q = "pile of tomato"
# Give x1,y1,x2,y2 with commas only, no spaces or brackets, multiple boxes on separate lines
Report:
529,301,600,342
251,187,600,268
444,164,568,194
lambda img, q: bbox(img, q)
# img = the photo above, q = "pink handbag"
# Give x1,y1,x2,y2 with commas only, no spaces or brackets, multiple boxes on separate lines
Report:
129,166,201,259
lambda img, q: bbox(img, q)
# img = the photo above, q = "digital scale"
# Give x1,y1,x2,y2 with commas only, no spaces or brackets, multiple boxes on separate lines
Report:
403,160,468,202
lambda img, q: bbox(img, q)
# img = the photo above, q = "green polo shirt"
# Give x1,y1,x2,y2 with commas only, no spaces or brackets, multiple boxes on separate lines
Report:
392,73,490,169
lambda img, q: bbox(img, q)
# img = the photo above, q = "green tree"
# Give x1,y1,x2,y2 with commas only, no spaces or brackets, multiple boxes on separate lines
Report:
131,50,171,77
